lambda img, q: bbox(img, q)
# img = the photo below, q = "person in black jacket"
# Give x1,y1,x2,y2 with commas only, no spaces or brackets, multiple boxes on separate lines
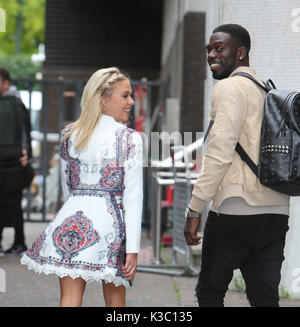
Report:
0,67,32,256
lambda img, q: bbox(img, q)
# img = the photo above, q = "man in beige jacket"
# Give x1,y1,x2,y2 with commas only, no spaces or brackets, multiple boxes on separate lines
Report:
184,24,290,307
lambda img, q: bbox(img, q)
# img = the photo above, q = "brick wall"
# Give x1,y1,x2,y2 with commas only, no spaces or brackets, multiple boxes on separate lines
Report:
180,12,206,134
160,12,206,134
221,0,300,298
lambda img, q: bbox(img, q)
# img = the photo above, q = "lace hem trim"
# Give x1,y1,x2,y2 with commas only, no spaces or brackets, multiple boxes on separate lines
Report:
20,255,130,288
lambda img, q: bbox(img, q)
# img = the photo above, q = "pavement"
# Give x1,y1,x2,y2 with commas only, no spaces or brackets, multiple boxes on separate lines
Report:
0,221,300,307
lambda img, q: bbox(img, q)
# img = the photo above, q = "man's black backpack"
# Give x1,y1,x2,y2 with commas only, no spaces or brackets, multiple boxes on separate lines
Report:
233,72,300,196
204,72,300,196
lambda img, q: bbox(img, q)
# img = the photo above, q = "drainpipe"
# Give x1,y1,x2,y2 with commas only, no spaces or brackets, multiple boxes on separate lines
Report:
171,0,181,98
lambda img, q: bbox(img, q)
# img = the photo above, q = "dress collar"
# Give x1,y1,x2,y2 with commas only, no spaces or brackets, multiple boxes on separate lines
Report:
100,114,117,123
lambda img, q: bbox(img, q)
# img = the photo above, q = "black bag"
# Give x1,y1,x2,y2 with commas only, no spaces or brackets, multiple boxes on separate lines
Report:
0,96,34,194
23,163,35,188
0,96,23,161
0,152,34,194
0,162,34,195
232,72,300,196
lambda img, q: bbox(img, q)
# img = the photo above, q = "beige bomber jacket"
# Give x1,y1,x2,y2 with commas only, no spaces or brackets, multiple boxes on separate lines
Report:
189,66,290,213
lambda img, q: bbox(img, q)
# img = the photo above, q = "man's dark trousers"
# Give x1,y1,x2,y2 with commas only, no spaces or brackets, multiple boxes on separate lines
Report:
196,211,289,307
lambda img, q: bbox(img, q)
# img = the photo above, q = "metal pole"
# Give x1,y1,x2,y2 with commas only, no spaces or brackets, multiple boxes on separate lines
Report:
25,81,33,221
145,83,152,141
151,170,158,262
161,82,168,131
154,182,162,264
41,82,49,222
74,80,82,120
56,81,64,212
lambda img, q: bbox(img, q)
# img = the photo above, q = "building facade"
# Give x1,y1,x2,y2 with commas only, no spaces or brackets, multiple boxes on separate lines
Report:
43,0,300,299
161,0,300,299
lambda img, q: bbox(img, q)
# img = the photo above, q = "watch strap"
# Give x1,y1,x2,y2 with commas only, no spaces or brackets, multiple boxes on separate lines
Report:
186,209,201,218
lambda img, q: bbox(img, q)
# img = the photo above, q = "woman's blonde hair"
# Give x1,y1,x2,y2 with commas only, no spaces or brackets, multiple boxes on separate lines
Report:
62,67,129,151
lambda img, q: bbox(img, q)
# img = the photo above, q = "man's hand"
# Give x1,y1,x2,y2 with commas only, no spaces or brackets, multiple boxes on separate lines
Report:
19,149,28,167
184,218,202,246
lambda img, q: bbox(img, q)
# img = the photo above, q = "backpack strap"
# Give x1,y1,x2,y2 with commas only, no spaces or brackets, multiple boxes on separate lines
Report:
203,119,214,143
203,72,266,178
235,143,258,177
231,72,271,177
203,119,259,177
232,72,269,93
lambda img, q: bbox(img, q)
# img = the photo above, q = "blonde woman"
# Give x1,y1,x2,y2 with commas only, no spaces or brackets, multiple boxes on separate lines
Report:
21,67,143,307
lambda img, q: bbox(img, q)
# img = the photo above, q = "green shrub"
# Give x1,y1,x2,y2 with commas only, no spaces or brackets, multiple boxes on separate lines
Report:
0,54,41,89
0,53,40,79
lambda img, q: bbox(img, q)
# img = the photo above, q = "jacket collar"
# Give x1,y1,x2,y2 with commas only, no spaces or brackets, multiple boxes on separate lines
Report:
230,66,256,77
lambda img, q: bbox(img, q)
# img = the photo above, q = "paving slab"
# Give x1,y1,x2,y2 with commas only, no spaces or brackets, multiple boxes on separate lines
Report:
0,222,299,307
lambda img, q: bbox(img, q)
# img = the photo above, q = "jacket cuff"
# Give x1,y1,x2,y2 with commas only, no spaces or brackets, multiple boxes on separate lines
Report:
189,196,206,213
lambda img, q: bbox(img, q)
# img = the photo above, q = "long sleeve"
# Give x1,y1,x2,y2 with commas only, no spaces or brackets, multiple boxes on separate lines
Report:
189,78,247,212
59,134,71,202
17,98,32,159
123,130,143,253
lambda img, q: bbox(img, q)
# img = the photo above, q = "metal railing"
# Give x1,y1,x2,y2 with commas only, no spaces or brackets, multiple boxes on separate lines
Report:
12,77,167,224
137,141,204,276
13,77,83,223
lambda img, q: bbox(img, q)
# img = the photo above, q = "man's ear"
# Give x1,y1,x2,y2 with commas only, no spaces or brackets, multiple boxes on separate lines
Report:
237,46,247,61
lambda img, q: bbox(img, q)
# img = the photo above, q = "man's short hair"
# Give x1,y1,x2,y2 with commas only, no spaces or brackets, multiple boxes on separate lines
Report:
0,67,10,82
213,24,251,55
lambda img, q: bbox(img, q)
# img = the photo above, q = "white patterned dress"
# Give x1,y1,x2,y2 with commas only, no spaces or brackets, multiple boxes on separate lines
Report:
21,115,143,287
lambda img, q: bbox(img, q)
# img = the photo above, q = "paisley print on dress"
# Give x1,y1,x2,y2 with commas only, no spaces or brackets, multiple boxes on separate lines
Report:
52,211,100,261
26,231,47,260
21,116,142,287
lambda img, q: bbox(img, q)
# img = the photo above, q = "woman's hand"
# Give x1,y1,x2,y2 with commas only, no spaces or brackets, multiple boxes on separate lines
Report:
122,253,137,281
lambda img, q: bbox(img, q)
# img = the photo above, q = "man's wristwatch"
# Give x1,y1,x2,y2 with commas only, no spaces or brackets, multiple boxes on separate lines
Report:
185,207,201,219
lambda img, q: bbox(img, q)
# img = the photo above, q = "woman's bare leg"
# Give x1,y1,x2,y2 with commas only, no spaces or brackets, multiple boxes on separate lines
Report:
102,281,126,307
59,276,86,307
